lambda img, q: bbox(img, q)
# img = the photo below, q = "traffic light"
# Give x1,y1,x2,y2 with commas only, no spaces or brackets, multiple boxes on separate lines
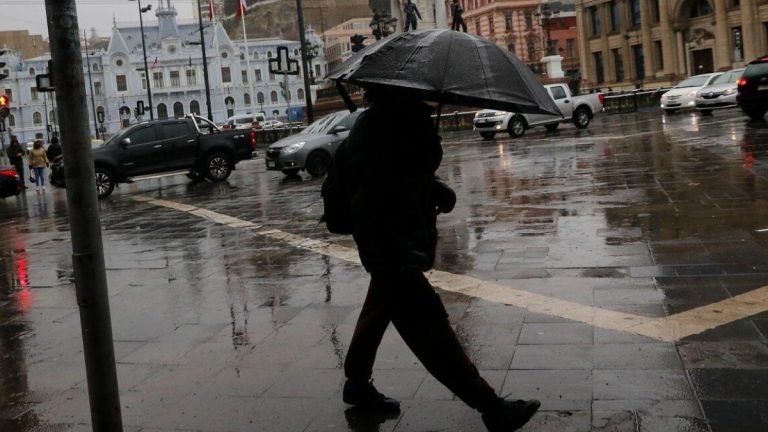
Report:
0,49,8,81
350,34,367,53
279,81,287,99
0,94,9,119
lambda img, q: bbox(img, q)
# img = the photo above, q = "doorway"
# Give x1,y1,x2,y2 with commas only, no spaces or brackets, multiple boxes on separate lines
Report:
692,49,714,74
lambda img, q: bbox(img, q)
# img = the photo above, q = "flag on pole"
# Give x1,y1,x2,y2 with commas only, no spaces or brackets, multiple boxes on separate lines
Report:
151,57,158,69
236,0,247,18
208,0,215,21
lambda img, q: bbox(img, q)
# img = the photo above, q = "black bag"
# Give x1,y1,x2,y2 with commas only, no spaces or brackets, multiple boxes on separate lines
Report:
321,141,354,235
29,167,35,184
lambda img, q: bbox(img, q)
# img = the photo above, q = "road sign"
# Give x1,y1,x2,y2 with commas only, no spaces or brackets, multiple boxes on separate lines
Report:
268,46,299,75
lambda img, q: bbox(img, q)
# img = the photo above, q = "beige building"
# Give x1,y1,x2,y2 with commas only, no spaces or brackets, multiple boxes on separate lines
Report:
460,0,546,63
576,0,768,91
322,18,376,71
0,31,48,59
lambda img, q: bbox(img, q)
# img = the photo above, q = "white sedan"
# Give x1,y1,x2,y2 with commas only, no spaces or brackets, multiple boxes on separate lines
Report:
660,73,721,113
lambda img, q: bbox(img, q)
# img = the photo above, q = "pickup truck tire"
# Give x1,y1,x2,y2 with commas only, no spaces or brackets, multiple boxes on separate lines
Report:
545,123,560,132
305,150,331,177
507,116,526,138
95,167,115,199
480,132,496,140
573,107,591,129
204,153,233,181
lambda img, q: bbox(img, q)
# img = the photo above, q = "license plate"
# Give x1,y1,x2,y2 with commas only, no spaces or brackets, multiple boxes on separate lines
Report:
758,84,768,91
478,119,487,124
266,160,276,168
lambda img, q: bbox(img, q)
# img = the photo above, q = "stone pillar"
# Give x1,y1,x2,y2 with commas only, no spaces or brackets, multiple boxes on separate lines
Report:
676,31,687,76
435,0,448,28
575,1,591,87
639,0,653,84
659,2,678,78
741,0,759,61
714,0,731,70
542,55,565,78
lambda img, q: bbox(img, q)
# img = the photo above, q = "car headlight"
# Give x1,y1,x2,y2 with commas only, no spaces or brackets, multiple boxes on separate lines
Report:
493,111,507,116
688,90,698,97
283,141,305,155
695,91,702,97
723,88,735,95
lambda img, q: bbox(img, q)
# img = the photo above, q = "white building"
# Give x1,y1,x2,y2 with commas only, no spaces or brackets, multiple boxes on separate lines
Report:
0,0,327,144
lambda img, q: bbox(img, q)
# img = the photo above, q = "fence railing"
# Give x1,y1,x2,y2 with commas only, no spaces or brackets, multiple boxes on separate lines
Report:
601,88,672,114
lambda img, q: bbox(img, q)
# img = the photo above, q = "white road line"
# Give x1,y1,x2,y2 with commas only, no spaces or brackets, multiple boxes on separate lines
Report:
130,196,768,342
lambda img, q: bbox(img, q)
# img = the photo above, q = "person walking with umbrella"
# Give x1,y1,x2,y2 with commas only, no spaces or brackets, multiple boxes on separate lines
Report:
338,86,540,432
451,0,467,32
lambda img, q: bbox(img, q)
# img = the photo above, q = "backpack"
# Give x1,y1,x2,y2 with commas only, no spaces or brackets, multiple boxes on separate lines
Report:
321,140,354,235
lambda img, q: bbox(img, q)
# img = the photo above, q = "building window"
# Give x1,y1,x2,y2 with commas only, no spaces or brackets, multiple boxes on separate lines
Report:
96,106,105,125
186,69,197,85
49,110,56,126
4,89,11,100
33,112,42,126
94,81,102,96
689,0,712,18
170,70,180,86
153,72,164,89
593,51,605,84
157,103,168,120
632,45,645,81
116,75,127,92
190,100,200,115
7,114,15,127
524,10,533,30
297,88,305,101
31,87,39,101
653,40,664,70
242,70,249,84
225,97,235,118
565,38,575,57
244,93,251,106
257,92,264,105
527,39,536,61
612,48,624,82
651,0,661,23
221,67,231,83
269,71,275,81
29,67,36,75
589,6,601,37
255,69,262,81
732,27,744,62
270,91,278,103
505,12,513,31
508,43,516,55
609,1,619,33
629,0,641,27
173,101,184,117
488,16,495,35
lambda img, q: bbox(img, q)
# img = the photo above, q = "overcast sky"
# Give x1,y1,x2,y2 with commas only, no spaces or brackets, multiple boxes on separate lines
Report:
0,0,196,40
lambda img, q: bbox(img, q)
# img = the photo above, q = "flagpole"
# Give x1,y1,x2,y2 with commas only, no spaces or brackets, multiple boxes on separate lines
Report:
240,1,256,119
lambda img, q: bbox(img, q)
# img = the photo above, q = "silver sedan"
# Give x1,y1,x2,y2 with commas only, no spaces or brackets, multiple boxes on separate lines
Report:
695,68,745,115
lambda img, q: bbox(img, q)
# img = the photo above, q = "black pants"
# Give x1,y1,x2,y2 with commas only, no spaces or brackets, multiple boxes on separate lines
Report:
404,16,418,31
10,158,24,187
344,269,498,411
452,17,467,32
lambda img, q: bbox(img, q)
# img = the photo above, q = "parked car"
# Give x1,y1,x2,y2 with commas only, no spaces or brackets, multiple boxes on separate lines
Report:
695,68,745,115
0,166,23,198
661,73,721,113
737,55,768,121
225,113,266,130
265,109,364,177
472,84,604,139
50,114,256,198
261,120,285,129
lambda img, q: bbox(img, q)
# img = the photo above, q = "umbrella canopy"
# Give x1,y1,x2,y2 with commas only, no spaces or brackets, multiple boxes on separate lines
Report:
327,29,562,117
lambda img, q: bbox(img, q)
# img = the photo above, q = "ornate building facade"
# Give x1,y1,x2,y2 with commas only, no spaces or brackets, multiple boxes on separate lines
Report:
0,0,326,144
576,0,768,90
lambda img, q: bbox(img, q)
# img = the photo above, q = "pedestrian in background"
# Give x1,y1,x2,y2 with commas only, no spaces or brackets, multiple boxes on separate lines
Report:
7,136,27,190
451,0,467,32
46,136,63,162
339,87,540,432
28,140,49,192
403,0,422,31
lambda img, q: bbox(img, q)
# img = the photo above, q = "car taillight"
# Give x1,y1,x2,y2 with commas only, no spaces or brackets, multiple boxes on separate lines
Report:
598,93,605,105
250,130,257,150
737,78,748,87
0,169,17,177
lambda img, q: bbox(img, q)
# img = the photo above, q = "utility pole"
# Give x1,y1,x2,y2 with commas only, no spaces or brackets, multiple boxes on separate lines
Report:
197,0,214,121
84,31,99,139
295,0,314,123
44,1,124,431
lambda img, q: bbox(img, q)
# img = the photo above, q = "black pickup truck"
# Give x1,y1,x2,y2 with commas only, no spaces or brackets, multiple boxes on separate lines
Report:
50,115,256,198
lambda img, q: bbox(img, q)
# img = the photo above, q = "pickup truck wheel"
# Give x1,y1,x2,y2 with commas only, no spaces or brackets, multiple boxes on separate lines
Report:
94,168,115,199
480,132,496,140
573,107,591,129
205,153,232,181
545,123,560,132
507,116,526,138
305,150,331,177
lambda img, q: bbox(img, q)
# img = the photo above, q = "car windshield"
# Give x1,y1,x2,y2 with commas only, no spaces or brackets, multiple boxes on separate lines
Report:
744,62,768,78
303,112,344,134
675,75,714,88
711,70,744,85
103,128,130,147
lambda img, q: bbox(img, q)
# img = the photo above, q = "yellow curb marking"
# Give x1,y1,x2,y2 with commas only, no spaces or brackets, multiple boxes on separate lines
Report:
130,196,768,343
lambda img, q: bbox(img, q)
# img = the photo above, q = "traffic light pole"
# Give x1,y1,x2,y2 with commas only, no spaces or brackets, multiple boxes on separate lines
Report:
295,0,314,124
44,1,124,431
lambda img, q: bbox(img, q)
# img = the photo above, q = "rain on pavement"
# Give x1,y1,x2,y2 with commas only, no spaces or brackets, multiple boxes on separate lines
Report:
2,109,768,431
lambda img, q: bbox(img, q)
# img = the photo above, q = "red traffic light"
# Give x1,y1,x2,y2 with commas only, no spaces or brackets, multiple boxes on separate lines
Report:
0,94,9,107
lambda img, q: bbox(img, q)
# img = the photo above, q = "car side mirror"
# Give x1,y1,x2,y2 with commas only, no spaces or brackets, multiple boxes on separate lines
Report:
329,125,347,135
120,138,130,148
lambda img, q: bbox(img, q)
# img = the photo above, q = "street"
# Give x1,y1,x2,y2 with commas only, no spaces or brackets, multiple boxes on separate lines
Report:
2,109,768,431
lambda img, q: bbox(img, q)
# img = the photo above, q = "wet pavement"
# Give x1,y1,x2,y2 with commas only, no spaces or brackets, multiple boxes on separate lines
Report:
2,109,768,431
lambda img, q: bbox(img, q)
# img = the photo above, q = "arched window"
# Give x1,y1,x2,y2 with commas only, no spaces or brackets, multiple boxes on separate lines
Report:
96,106,105,122
33,112,42,126
689,0,712,17
7,114,15,127
173,101,184,117
190,100,200,115
119,106,131,128
225,96,235,118
270,91,278,103
157,103,168,120
257,92,264,104
244,93,251,106
297,88,305,101
272,109,279,116
49,110,57,126
93,63,100,72
253,51,259,60
29,67,36,75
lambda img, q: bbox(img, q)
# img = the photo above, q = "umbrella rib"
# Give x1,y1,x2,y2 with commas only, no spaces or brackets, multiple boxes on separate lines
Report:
472,38,492,105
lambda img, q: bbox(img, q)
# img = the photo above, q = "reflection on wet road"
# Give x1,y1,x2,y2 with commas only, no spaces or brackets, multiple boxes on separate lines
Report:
1,110,768,431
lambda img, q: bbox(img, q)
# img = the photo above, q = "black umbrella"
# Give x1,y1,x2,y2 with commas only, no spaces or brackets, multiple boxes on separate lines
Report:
327,29,562,118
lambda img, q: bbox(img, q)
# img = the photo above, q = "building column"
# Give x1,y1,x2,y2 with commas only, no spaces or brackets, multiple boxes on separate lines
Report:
676,31,687,76
714,0,731,70
639,0,653,83
660,1,678,78
741,0,759,61
575,1,591,87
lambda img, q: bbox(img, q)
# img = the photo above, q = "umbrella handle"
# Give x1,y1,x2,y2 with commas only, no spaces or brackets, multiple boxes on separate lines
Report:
336,80,357,113
435,103,442,133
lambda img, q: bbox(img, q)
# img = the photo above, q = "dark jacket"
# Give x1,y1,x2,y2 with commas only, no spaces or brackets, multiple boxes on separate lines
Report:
343,99,442,274
46,141,62,160
7,141,24,162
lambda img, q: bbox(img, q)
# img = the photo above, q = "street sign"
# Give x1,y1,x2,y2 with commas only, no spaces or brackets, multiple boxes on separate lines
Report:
268,46,299,75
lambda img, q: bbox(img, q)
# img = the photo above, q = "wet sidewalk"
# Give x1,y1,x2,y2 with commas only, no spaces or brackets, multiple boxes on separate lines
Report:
2,110,768,431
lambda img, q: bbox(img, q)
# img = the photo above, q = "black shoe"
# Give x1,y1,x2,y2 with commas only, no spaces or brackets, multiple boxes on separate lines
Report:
342,379,401,413
481,398,540,432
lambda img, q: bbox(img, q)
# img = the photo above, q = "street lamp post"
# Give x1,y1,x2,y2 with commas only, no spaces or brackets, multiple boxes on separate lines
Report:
194,0,213,121
623,32,644,89
84,30,99,139
131,0,154,120
304,41,320,84
535,1,560,56
370,10,398,40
